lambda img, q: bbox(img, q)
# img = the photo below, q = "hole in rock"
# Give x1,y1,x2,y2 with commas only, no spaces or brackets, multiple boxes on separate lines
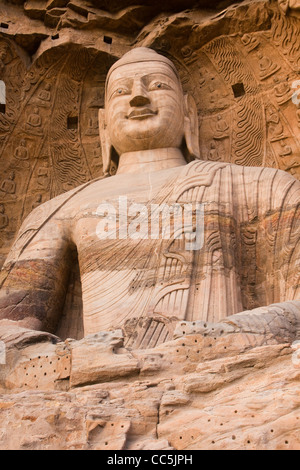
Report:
51,34,59,40
103,36,112,44
67,116,78,130
0,23,8,29
232,82,246,98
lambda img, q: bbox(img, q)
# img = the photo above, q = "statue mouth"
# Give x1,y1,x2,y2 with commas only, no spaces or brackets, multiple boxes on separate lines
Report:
127,108,158,120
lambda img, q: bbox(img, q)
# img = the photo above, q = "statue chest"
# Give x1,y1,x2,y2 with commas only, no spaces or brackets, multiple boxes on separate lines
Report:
72,161,243,346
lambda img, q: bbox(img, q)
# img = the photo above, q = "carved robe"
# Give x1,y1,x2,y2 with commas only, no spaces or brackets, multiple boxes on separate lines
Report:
0,160,299,348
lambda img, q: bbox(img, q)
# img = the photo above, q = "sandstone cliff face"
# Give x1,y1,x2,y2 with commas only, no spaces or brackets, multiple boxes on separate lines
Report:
0,0,299,269
0,0,299,450
0,325,299,450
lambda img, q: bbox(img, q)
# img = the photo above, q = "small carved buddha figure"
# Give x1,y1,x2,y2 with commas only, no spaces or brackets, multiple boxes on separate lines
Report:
86,115,99,135
208,141,220,161
25,107,42,135
0,48,299,350
0,205,8,230
37,161,50,188
38,84,51,104
0,51,6,74
266,106,284,140
214,114,229,139
257,51,279,79
274,78,290,98
0,171,16,195
92,145,103,172
241,33,259,51
241,33,252,46
14,139,29,168
31,194,42,210
279,139,292,157
296,106,300,127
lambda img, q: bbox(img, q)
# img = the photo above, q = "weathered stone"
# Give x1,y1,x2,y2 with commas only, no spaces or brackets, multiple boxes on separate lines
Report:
0,336,298,450
0,0,299,451
70,331,140,387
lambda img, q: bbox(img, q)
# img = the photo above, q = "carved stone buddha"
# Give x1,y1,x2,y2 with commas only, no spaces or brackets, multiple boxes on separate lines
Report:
0,48,299,349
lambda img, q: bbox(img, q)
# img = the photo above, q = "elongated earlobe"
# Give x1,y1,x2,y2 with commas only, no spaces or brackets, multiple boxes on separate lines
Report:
98,108,113,176
183,94,201,160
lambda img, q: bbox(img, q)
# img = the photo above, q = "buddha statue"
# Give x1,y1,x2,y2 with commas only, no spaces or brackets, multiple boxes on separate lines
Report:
0,47,299,349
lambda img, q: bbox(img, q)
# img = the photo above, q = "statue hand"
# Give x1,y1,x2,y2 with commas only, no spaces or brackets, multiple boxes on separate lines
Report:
0,319,60,350
174,301,300,344
173,320,237,339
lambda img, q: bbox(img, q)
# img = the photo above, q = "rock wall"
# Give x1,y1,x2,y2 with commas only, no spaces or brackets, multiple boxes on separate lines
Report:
0,0,299,267
0,325,299,450
0,0,299,450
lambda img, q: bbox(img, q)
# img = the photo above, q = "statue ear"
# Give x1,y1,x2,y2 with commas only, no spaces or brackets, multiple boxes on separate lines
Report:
183,94,200,160
98,108,113,176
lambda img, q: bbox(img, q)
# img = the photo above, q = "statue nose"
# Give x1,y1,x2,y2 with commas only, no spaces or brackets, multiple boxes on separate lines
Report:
129,82,150,107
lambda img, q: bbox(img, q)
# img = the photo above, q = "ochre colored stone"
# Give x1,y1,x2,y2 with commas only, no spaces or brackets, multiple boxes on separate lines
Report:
0,0,299,451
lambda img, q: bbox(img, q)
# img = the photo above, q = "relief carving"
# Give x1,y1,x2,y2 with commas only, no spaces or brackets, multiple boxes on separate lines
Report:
25,107,43,135
0,171,16,197
13,139,29,168
0,0,299,451
257,51,281,80
0,204,8,229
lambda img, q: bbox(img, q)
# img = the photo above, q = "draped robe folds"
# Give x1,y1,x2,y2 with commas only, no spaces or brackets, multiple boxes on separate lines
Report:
0,160,299,348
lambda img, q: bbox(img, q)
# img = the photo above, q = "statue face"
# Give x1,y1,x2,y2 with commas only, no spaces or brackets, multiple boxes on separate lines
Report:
105,61,185,154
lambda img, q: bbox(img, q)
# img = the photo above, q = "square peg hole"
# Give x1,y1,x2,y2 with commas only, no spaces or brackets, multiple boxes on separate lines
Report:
232,82,246,98
0,23,9,29
67,116,78,129
0,103,5,114
103,36,112,45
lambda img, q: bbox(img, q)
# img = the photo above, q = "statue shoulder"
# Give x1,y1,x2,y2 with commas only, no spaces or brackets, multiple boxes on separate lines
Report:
5,177,102,266
233,165,300,212
22,176,104,229
269,168,300,207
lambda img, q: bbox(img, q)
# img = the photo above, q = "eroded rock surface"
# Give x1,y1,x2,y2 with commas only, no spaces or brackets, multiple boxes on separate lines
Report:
0,0,299,451
0,327,299,450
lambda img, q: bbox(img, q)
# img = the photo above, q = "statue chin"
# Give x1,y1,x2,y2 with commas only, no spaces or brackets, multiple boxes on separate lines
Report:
109,120,185,155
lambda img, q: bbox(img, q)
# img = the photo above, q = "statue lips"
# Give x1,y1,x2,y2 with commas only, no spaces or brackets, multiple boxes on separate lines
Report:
127,108,158,120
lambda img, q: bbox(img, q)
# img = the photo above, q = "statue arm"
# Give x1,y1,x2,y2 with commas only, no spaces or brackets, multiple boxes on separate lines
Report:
222,171,300,343
176,170,300,344
223,170,300,343
0,211,72,335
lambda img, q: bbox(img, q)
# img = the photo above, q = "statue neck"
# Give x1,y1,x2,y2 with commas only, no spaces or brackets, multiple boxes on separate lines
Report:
116,148,187,175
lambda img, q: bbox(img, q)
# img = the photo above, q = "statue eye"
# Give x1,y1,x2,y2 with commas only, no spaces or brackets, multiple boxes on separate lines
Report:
149,81,170,91
112,87,128,97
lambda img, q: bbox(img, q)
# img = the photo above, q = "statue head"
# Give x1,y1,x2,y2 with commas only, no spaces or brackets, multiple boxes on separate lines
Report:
99,47,200,175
